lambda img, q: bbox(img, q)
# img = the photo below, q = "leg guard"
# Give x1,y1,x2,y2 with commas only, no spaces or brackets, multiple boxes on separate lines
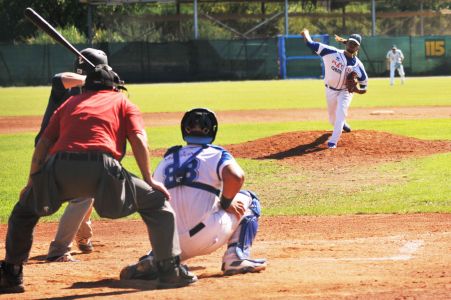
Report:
232,190,261,260
239,190,261,217
221,191,267,275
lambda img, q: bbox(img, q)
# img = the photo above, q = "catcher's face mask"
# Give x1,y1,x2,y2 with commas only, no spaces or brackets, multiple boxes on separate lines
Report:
181,108,218,145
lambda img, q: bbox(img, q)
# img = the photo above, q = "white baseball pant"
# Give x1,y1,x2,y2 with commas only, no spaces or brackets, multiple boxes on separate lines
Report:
325,87,353,146
178,192,253,261
389,62,405,85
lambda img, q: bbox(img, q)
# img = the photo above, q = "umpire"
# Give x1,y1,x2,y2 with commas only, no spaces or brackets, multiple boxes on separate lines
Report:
42,48,107,261
0,65,197,293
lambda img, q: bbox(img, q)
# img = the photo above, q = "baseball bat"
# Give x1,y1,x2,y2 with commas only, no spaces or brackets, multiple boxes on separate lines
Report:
24,7,95,69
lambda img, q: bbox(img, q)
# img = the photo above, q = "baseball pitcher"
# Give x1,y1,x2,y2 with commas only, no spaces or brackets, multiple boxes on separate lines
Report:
301,29,368,149
386,45,405,85
120,108,267,280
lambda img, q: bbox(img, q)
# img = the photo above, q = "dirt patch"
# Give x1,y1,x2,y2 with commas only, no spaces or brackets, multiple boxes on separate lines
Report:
224,130,451,169
1,107,450,298
1,106,450,134
147,130,450,171
0,214,449,299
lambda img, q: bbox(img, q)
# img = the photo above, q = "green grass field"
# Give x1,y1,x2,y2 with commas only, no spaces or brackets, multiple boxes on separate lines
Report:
0,77,450,222
1,77,451,116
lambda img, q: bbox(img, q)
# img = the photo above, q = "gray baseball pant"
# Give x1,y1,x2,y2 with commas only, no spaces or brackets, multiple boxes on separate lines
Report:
5,153,181,265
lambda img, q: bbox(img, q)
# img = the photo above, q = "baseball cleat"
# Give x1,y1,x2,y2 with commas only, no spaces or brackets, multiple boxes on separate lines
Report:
119,258,158,281
156,256,198,289
221,259,267,276
46,254,78,262
77,240,94,253
342,124,352,132
0,261,24,294
327,142,337,149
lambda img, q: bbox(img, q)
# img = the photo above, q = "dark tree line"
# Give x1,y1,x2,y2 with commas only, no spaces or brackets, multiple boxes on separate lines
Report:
0,0,449,43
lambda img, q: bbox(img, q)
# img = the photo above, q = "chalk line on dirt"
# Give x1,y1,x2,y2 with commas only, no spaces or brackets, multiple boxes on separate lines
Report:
308,240,425,262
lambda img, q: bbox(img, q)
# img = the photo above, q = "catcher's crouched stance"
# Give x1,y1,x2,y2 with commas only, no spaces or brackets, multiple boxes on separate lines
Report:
120,108,267,280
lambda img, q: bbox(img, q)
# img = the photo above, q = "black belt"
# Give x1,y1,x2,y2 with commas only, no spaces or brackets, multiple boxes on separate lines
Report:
56,152,107,162
325,84,345,91
189,222,205,237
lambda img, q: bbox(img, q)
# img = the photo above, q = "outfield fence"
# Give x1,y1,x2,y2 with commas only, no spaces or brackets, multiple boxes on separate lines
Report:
0,35,449,86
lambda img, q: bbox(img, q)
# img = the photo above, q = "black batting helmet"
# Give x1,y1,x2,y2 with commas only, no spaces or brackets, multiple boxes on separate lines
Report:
74,48,108,75
84,64,117,91
181,108,218,145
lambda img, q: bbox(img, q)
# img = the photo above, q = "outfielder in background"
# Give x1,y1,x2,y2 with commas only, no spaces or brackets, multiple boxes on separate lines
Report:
301,28,368,149
386,45,405,86
37,48,108,262
120,108,267,280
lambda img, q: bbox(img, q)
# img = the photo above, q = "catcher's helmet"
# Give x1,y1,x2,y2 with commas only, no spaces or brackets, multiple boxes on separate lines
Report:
84,64,117,91
181,108,218,145
74,48,108,75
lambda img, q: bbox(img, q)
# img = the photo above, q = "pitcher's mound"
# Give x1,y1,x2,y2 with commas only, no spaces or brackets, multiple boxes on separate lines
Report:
226,130,451,169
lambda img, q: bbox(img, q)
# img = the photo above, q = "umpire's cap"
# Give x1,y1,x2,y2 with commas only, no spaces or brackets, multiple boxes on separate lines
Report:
85,64,116,91
74,48,108,75
392,45,397,49
348,34,362,45
181,108,218,145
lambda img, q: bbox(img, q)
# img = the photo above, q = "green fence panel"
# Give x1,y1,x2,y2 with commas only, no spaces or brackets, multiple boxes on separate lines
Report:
194,39,278,81
330,35,451,76
284,35,450,78
410,36,451,74
0,36,449,86
107,41,192,83
0,44,75,85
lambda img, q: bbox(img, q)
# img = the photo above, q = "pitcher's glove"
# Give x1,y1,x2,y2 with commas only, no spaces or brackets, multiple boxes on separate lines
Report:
346,72,358,93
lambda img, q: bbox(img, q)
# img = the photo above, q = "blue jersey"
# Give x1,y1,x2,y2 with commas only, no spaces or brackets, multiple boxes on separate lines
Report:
306,40,368,90
153,144,235,232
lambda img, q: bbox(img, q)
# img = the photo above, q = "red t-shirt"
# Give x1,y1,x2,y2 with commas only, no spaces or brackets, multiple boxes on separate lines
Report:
43,90,144,160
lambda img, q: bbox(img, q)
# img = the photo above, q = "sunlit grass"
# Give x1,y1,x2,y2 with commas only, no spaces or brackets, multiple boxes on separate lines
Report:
1,77,450,116
0,117,449,222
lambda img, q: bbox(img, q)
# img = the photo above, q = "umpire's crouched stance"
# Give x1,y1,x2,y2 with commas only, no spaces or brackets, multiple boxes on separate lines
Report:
0,65,197,293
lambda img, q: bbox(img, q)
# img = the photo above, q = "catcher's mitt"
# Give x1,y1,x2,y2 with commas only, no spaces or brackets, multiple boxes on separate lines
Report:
346,71,358,93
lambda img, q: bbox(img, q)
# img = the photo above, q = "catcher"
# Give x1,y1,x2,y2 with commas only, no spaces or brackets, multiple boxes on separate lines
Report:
301,29,368,149
119,108,267,280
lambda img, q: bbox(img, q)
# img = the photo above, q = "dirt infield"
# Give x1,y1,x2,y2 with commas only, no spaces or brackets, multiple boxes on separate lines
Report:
1,106,450,134
0,214,450,299
0,107,450,298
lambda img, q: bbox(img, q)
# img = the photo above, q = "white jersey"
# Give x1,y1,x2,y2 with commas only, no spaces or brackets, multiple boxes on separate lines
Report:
386,49,404,64
153,144,235,234
306,41,368,90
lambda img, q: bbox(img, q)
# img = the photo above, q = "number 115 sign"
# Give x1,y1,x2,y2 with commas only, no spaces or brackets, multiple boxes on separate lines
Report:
425,40,445,57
